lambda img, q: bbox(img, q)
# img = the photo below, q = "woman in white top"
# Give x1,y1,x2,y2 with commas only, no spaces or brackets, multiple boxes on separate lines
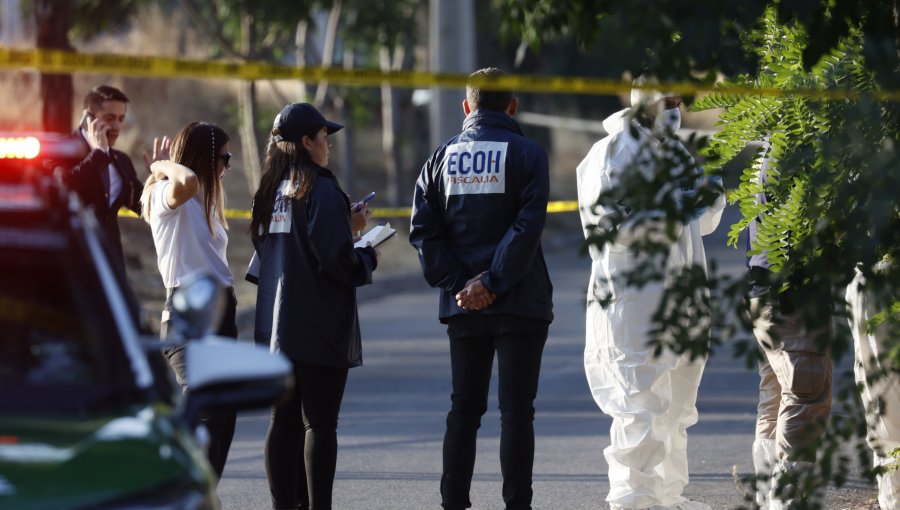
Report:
140,121,236,479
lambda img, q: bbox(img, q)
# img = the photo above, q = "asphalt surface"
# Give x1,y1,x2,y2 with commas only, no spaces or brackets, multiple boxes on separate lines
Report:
217,207,880,509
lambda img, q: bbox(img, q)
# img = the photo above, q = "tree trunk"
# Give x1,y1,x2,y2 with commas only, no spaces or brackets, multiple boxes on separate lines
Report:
238,9,261,194
332,94,355,197
34,0,73,133
379,44,402,207
335,46,355,197
314,0,342,107
295,19,309,101
239,80,261,193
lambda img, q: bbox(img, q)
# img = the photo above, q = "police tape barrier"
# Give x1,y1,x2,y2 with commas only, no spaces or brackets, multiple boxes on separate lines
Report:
3,47,899,102
120,202,580,220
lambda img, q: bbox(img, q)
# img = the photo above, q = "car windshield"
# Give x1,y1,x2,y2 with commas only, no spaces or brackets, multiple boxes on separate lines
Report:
0,228,141,414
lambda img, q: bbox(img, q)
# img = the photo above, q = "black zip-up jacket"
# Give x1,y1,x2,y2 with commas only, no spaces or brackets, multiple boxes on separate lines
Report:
253,165,377,368
410,109,553,323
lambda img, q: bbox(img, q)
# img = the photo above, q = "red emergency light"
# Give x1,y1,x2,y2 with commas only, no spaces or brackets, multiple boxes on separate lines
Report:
0,137,41,159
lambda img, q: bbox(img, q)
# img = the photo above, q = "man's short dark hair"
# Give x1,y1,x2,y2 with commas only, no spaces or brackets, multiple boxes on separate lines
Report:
466,68,513,113
83,85,130,112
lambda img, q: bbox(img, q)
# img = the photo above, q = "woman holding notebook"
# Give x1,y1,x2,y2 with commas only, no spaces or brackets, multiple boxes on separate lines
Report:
250,102,378,510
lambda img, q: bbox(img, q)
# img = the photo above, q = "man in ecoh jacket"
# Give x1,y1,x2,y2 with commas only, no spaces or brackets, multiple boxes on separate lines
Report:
410,67,554,510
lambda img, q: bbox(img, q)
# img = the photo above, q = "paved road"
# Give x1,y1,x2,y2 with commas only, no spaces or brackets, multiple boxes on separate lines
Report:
218,209,879,509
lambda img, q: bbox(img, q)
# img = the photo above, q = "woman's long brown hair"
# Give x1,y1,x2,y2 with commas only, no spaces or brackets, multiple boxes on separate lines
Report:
250,127,317,241
141,122,230,235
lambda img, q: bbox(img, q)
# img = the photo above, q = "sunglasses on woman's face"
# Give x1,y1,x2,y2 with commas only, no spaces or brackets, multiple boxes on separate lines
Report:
218,152,232,168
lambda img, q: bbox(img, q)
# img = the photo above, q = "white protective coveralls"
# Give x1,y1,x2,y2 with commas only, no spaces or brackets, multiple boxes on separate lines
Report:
846,264,900,510
576,104,725,509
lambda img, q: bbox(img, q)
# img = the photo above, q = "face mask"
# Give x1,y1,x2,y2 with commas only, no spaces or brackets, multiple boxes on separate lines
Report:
653,107,681,135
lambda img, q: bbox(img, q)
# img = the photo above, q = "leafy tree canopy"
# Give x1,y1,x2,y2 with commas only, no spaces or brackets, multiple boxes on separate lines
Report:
493,0,899,87
181,0,321,61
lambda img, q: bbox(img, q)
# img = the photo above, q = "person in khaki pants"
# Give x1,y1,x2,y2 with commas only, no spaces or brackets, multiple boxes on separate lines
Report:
750,290,833,507
747,153,833,510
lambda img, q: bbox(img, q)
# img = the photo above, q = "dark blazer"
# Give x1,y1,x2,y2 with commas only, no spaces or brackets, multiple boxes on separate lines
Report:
63,131,143,276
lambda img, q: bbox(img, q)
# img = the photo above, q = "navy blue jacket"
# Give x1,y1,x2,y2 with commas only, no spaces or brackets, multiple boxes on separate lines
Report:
410,110,553,323
253,165,377,368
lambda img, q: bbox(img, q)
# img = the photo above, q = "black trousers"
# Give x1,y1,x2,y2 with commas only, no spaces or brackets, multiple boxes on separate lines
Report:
161,286,238,480
265,361,349,510
441,314,549,510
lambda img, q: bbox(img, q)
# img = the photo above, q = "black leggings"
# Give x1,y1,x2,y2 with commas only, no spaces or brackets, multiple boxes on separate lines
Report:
161,287,238,479
265,362,349,510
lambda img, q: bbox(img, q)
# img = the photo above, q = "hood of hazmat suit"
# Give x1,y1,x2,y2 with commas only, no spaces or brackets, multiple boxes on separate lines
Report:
575,105,725,508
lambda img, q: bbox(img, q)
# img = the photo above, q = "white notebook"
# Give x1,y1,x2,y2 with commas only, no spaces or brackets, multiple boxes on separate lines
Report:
354,222,396,248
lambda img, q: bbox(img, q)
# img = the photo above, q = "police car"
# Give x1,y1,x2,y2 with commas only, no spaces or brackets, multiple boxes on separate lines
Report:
0,134,292,509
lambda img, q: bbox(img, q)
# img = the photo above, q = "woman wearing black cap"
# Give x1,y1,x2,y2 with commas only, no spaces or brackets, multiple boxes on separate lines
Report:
250,103,378,510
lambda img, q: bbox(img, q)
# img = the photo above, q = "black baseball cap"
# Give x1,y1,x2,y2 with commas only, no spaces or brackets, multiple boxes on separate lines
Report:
272,103,343,143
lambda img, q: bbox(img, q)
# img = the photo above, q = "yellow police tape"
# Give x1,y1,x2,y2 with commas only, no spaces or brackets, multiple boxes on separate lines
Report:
3,47,899,102
10,44,880,221
120,202,580,220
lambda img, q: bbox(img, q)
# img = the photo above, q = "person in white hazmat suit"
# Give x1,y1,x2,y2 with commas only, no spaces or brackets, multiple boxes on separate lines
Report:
846,262,900,510
576,82,725,510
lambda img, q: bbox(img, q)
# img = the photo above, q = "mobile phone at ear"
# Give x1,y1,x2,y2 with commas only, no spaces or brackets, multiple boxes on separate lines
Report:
79,110,95,129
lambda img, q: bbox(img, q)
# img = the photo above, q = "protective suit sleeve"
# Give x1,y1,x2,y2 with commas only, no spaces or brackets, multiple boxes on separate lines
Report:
607,141,684,248
481,148,550,295
698,175,726,236
306,182,376,287
409,151,468,293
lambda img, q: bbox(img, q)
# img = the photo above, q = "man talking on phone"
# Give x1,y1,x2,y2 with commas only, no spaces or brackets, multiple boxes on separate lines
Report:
65,85,153,277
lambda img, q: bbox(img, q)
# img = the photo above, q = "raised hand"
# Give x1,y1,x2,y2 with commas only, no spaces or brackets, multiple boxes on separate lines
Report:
143,136,172,171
